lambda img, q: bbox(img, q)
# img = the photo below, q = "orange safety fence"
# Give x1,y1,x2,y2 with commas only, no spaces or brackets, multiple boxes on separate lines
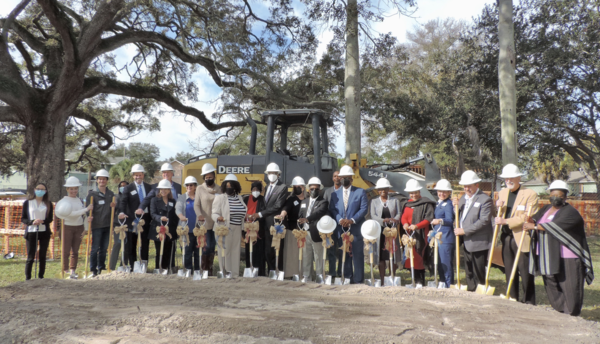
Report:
1,201,93,259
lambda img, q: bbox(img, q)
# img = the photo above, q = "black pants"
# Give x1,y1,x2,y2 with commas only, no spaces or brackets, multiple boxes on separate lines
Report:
25,232,50,280
463,246,487,292
184,235,201,271
543,257,584,316
154,239,176,269
501,233,536,304
265,231,285,272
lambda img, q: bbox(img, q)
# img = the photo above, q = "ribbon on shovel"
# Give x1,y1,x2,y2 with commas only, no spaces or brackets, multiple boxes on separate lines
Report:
244,221,260,244
114,222,128,242
270,222,286,250
215,223,229,250
177,223,190,247
363,238,377,256
429,231,443,248
193,221,207,249
320,232,334,249
156,225,172,241
340,231,354,255
292,228,308,249
133,217,145,234
383,226,398,252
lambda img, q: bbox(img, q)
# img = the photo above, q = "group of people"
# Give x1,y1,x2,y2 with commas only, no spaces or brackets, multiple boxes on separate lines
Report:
21,161,593,316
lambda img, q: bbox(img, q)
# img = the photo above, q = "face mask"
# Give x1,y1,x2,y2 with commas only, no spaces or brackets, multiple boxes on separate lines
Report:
119,187,125,194
34,190,46,197
252,191,261,198
550,196,565,207
225,187,235,196
310,189,319,198
268,174,278,183
293,187,303,195
342,178,351,187
205,179,215,186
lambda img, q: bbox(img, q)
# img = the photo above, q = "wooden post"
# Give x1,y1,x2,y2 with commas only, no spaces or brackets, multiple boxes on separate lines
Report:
107,196,116,272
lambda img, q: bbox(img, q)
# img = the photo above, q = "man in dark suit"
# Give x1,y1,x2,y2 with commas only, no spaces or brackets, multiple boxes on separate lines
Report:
247,162,289,272
298,177,329,279
453,170,493,291
137,162,182,213
118,164,153,268
329,165,368,283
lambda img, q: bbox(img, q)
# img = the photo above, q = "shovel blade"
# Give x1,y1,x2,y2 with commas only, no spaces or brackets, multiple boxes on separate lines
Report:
193,270,203,280
153,269,162,274
365,279,373,286
427,281,438,288
292,274,300,282
324,275,332,285
177,269,187,277
416,283,423,289
333,277,342,285
225,271,232,279
217,270,225,279
268,270,277,280
499,294,517,301
243,268,256,278
117,266,131,273
475,283,492,295
277,271,285,281
300,275,309,283
438,282,446,289
451,284,468,291
385,276,400,287
315,274,324,284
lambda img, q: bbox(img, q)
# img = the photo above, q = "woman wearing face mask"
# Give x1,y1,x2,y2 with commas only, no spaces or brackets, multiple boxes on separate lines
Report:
21,183,54,280
524,180,594,316
278,176,306,278
194,163,220,275
149,180,179,271
212,174,247,277
109,181,130,271
243,181,267,276
430,179,455,288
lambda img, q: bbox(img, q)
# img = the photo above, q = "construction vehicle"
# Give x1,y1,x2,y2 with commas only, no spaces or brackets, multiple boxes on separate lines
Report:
182,109,441,198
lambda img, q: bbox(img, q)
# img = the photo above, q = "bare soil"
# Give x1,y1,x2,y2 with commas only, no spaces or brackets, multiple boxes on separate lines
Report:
1,272,599,343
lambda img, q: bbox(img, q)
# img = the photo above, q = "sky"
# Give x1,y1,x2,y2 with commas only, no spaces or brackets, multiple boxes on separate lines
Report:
2,0,500,160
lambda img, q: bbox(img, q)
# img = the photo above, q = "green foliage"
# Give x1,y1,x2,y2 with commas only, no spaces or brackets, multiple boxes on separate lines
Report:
169,152,194,164
108,159,135,185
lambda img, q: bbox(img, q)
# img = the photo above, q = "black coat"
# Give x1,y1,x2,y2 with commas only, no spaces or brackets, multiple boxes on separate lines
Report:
298,196,329,242
260,181,289,234
149,197,179,241
119,182,152,228
21,199,54,239
139,181,182,212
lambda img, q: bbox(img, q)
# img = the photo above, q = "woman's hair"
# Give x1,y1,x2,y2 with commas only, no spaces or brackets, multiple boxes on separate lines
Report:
156,188,173,199
221,180,242,195
251,181,263,193
118,181,129,194
29,183,52,217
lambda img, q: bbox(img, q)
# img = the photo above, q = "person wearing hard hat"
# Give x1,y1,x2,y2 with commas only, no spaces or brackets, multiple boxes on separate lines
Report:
452,170,493,291
278,176,306,278
194,163,220,275
297,177,329,280
495,164,539,304
212,174,247,277
149,179,180,270
329,165,368,283
109,181,130,271
400,178,436,285
176,176,200,271
323,170,343,278
430,179,456,288
246,162,289,273
118,164,152,269
524,180,594,316
138,162,182,214
21,183,53,280
86,169,116,277
242,181,267,276
369,178,402,286
55,176,93,279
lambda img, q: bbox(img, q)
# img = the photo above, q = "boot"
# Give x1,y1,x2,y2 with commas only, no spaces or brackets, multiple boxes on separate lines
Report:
206,254,215,276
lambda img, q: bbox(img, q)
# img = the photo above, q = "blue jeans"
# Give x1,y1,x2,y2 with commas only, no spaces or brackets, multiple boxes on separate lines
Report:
202,229,216,255
90,226,110,273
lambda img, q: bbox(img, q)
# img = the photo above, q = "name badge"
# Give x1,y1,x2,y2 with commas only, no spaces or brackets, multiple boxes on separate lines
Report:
294,201,299,206
168,202,174,207
442,202,447,207
548,215,555,220
473,202,481,208
131,190,138,195
517,205,526,211
144,207,149,214
98,200,105,205
301,203,307,208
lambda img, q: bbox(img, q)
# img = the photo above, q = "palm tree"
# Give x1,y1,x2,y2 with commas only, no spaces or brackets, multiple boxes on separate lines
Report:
109,159,135,185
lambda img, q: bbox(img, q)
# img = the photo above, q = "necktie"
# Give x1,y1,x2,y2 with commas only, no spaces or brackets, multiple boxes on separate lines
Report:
307,199,315,217
266,185,274,202
343,188,349,210
138,184,144,203
461,197,472,227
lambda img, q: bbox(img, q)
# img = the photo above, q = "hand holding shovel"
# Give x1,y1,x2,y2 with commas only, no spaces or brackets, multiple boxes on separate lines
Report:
451,197,467,291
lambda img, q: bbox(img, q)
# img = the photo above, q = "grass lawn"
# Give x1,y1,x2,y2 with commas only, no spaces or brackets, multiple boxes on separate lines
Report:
2,236,600,321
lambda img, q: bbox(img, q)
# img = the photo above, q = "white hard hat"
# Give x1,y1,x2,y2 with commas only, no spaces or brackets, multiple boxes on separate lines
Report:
306,177,323,190
338,165,354,177
361,219,381,240
291,176,306,186
223,174,238,182
548,180,569,193
316,215,337,234
161,163,174,172
157,179,172,189
201,163,216,176
459,170,482,185
404,179,423,192
64,176,82,187
54,200,73,219
184,176,198,185
374,178,392,190
434,179,453,191
499,164,524,179
95,169,110,179
130,164,145,174
264,162,281,174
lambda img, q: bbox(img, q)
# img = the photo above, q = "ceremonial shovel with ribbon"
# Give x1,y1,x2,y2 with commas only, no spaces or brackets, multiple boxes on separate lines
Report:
403,232,418,289
292,224,308,282
192,221,209,280
362,220,382,287
315,216,336,285
269,218,286,280
427,224,445,289
214,221,231,279
243,220,260,278
176,221,191,278
153,219,172,275
114,218,130,273
132,214,147,274
383,222,401,287
334,228,353,285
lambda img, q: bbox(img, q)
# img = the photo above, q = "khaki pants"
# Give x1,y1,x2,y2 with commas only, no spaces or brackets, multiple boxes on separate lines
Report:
303,234,324,279
62,225,84,271
219,224,242,277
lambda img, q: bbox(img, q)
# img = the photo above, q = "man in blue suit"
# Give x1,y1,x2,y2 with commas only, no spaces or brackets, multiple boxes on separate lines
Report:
329,165,368,283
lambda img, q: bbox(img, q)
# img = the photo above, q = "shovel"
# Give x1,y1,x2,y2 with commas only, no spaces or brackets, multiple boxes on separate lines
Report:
269,248,285,280
316,246,332,285
177,222,191,278
292,244,303,282
365,250,380,287
153,220,168,275
501,204,534,301
107,196,116,273
451,201,467,291
405,244,417,289
116,218,131,273
384,223,401,287
476,206,505,295
243,235,259,278
84,197,94,279
193,220,208,280
334,229,351,285
133,215,147,274
428,225,444,289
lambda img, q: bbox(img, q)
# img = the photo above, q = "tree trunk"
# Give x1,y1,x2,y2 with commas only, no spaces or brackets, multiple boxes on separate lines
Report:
498,0,518,165
23,114,68,202
344,0,361,164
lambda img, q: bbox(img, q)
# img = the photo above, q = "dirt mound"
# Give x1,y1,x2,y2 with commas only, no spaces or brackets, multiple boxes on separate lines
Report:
1,273,599,343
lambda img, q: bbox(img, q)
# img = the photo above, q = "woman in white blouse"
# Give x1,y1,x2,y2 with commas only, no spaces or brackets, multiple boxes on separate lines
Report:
212,174,247,277
21,183,54,280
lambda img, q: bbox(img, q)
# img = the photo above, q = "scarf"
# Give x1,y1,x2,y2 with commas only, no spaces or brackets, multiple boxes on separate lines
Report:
404,197,435,253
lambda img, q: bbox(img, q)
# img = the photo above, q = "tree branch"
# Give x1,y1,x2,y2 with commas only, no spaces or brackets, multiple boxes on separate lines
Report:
0,18,46,52
1,0,30,41
72,109,114,150
37,0,77,66
0,106,23,124
14,40,36,85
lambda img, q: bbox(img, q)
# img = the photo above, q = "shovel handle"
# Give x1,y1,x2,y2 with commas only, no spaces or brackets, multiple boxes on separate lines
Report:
505,204,534,299
84,196,93,278
369,252,373,265
107,196,116,273
61,220,65,279
434,239,439,265
409,247,414,269
342,241,346,264
455,201,461,288
159,237,165,256
299,247,302,260
485,206,506,287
